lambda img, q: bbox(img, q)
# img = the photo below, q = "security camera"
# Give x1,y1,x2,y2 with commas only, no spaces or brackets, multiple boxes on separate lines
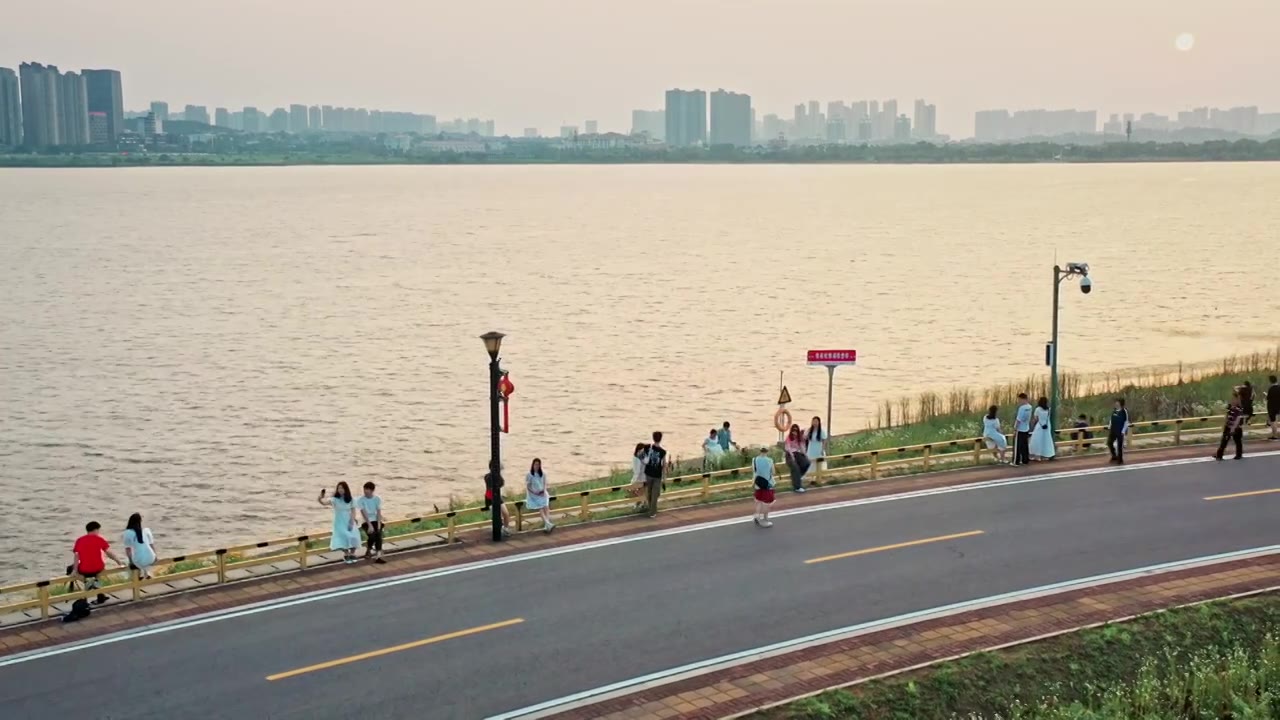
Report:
1080,276,1093,294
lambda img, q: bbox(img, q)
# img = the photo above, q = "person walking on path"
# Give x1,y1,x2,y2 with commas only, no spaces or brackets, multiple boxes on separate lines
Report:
804,416,828,481
1029,396,1057,461
122,513,157,579
641,431,667,518
1267,375,1280,440
1215,392,1246,461
627,443,647,504
1106,399,1131,464
72,521,123,605
319,481,361,564
718,421,738,453
752,447,777,528
784,424,809,493
982,405,1008,464
525,458,555,533
1013,393,1034,466
356,482,386,564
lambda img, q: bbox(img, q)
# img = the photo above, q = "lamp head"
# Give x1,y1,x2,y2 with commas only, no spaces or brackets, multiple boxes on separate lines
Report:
1079,275,1092,294
480,331,505,360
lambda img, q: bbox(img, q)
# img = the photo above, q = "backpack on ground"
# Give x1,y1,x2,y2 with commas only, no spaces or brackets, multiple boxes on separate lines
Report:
63,598,91,623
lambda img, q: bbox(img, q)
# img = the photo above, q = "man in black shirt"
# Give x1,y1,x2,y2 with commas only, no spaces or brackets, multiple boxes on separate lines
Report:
1106,399,1130,464
1267,375,1279,441
1214,392,1245,461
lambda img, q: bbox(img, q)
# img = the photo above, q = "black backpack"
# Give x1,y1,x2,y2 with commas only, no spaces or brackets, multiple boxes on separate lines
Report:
63,598,91,623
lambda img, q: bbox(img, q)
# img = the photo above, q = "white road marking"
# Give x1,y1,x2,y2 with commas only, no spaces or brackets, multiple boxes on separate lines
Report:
487,544,1280,719
1,451,1275,669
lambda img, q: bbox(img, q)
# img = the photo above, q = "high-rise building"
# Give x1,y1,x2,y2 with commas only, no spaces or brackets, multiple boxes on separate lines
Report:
630,109,665,139
857,117,873,142
83,69,124,142
289,104,308,133
184,104,210,125
320,105,334,130
761,113,783,141
242,107,260,132
0,68,21,147
214,107,231,128
523,128,539,138
560,125,578,139
308,105,321,131
894,114,912,140
880,100,898,140
150,101,169,123
19,62,63,147
88,111,108,144
709,89,751,147
974,109,1010,141
665,88,707,147
825,119,847,142
269,108,289,133
913,99,937,139
230,111,243,131
58,71,89,145
584,120,598,134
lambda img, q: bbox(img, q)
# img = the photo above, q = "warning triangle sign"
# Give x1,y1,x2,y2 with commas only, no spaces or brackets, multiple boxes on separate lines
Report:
777,386,792,405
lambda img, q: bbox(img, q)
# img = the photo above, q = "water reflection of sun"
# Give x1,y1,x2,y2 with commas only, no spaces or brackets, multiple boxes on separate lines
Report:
1175,32,1195,52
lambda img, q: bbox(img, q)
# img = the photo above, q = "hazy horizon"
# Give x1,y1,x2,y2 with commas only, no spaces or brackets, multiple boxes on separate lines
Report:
3,0,1277,137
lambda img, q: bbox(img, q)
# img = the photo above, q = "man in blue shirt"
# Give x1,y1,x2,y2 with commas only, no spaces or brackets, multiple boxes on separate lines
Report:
1013,393,1034,466
718,421,738,452
1107,399,1131,464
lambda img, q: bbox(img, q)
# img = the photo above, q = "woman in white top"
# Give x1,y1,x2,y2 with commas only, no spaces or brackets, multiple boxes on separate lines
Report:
1029,396,1058,460
703,429,725,468
628,443,647,500
804,416,827,480
122,512,157,579
981,405,1009,464
525,458,554,533
319,481,361,565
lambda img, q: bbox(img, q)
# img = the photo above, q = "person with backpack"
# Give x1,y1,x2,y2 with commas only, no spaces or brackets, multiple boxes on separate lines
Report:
641,431,667,518
752,447,776,528
1267,375,1280,441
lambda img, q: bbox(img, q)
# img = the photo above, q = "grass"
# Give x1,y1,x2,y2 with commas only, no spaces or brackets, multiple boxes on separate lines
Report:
758,593,1280,720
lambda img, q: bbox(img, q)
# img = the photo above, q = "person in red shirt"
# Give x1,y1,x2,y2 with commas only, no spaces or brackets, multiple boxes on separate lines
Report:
72,521,123,605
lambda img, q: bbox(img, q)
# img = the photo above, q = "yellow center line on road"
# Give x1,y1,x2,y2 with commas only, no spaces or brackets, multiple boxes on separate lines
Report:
804,530,986,565
266,618,525,681
1204,488,1280,501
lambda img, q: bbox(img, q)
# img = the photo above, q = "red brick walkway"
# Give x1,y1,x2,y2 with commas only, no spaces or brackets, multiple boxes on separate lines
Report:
543,554,1280,720
0,441,1248,659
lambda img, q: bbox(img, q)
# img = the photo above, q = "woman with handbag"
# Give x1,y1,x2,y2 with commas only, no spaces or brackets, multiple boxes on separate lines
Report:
1030,397,1058,461
752,447,777,528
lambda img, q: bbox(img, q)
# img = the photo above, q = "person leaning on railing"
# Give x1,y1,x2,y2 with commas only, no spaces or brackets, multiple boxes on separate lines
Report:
71,521,124,606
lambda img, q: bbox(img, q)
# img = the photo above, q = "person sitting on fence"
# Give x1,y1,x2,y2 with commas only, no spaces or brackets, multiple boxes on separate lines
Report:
122,513,157,579
981,406,1009,464
357,482,386,564
72,521,123,606
483,472,513,538
1072,414,1093,451
703,429,725,467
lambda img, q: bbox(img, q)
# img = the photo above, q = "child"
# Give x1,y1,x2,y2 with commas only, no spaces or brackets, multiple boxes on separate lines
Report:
752,447,776,528
356,482,386,564
1073,414,1093,451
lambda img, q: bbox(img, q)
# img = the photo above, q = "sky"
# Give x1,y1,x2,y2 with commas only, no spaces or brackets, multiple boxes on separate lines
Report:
3,0,1278,138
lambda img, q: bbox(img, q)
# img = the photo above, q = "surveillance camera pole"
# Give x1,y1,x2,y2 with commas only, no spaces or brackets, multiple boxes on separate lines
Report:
1049,263,1089,432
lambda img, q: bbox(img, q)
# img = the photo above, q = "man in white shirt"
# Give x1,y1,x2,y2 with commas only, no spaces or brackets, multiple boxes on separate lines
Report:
356,482,386,564
1014,393,1034,466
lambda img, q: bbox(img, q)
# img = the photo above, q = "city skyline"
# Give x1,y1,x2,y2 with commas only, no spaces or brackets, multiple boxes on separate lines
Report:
1,0,1276,139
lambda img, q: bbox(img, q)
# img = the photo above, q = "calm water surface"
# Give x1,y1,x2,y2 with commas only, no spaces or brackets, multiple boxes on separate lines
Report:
1,163,1277,583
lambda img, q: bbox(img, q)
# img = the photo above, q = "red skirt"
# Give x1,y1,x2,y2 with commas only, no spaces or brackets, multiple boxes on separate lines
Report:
754,488,775,504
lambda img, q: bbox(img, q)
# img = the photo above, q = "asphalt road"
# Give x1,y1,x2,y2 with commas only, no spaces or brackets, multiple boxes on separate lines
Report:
2,455,1278,719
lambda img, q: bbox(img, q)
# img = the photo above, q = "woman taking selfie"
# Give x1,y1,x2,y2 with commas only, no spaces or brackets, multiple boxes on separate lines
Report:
319,481,361,564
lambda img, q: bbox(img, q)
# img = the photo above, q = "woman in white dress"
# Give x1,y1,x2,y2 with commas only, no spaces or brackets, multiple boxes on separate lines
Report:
982,405,1009,464
804,416,827,480
1029,396,1057,461
122,513,157,579
525,458,554,533
319,481,361,564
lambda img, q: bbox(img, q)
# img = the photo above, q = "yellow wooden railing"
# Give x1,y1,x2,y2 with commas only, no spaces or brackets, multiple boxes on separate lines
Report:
0,414,1256,622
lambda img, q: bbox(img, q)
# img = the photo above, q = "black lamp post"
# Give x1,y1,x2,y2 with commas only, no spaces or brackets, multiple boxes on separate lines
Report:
481,331,506,542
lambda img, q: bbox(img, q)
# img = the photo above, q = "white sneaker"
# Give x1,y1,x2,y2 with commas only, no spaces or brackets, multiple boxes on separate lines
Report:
761,520,773,528
795,487,806,493
543,523,555,534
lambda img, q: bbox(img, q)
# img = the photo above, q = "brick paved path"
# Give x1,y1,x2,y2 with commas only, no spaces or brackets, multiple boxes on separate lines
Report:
0,441,1253,659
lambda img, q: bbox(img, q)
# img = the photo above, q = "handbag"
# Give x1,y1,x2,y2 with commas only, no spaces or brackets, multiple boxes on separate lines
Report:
754,475,770,490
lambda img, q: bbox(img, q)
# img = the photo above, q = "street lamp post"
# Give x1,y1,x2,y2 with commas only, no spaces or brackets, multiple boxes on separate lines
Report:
1049,263,1091,431
481,331,506,543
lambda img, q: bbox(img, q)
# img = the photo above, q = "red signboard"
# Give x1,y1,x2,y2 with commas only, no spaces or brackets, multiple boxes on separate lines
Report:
807,349,857,366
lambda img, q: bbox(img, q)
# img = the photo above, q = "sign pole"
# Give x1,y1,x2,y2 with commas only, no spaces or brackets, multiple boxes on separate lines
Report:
826,365,836,440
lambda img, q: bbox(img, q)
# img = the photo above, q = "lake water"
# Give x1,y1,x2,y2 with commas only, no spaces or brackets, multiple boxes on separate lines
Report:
1,163,1277,584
